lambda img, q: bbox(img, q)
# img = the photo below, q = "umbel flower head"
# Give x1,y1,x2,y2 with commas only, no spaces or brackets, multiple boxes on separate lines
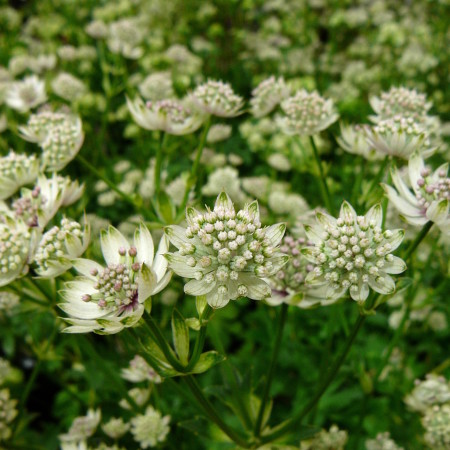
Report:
59,224,171,334
250,76,291,118
187,80,244,117
5,75,47,112
0,151,39,200
130,406,170,449
277,89,339,136
302,201,406,302
382,153,449,234
126,96,205,135
165,192,288,308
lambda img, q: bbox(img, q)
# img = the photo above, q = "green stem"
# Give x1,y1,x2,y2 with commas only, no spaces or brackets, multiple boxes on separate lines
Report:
351,156,365,206
260,313,366,444
363,156,390,205
402,221,433,262
177,118,212,218
309,135,333,214
254,303,288,437
184,375,251,448
154,131,167,197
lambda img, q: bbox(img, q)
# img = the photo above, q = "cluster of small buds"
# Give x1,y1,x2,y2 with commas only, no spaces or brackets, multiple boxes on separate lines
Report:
146,100,194,125
206,123,232,143
270,235,314,294
139,72,174,101
250,76,290,117
373,116,424,137
415,167,450,210
365,432,404,450
122,355,162,384
303,202,406,302
11,186,44,227
404,374,450,413
300,425,348,450
370,87,432,122
130,406,170,449
51,72,87,102
188,80,244,117
278,90,339,135
166,192,287,308
22,110,69,142
421,404,450,450
0,389,18,441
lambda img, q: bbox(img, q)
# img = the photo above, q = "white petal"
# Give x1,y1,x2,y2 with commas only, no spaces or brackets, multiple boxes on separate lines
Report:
349,282,369,302
134,223,154,266
153,235,169,281
365,203,383,228
340,201,357,222
304,225,324,246
384,229,405,252
426,199,448,225
165,254,199,277
368,275,395,295
152,272,172,295
391,167,417,204
73,259,104,279
137,263,157,302
383,184,423,217
164,225,191,249
206,287,230,309
264,223,286,247
184,278,216,296
408,152,425,188
101,226,129,265
215,191,234,210
382,256,407,274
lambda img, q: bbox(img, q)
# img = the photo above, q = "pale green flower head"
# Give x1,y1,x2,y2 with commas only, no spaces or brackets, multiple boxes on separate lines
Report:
302,201,406,302
250,76,291,118
165,192,288,308
130,406,170,449
59,224,171,334
382,153,449,234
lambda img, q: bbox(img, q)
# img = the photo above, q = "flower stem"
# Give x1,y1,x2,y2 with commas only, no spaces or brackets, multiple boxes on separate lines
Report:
309,135,333,214
177,118,212,218
402,221,433,262
363,156,390,205
254,303,288,437
154,131,167,197
260,313,366,444
184,375,251,448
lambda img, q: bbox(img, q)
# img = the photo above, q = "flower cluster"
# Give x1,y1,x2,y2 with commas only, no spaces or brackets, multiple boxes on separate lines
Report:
107,18,145,59
303,202,406,302
421,404,450,450
250,76,290,118
404,374,450,413
188,80,244,117
278,90,339,136
165,192,288,308
59,224,171,334
130,406,170,449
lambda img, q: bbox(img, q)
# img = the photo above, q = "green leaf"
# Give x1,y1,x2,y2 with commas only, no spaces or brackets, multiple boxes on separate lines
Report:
153,191,176,224
172,309,190,365
189,351,225,374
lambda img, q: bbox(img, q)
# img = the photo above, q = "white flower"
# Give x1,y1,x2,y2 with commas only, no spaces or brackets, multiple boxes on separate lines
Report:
121,355,162,384
34,218,90,278
277,90,339,136
101,417,130,439
404,374,450,413
5,75,47,112
302,201,406,302
0,151,39,200
300,425,348,450
130,406,170,449
51,73,87,102
337,124,383,161
19,109,69,143
0,389,18,441
187,80,244,117
107,18,145,59
59,224,171,334
421,404,450,450
59,409,101,443
127,97,205,135
365,432,404,450
250,76,291,118
206,124,232,143
165,192,288,308
139,72,174,101
382,153,449,234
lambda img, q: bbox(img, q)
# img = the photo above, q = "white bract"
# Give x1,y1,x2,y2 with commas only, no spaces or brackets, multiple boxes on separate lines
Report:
277,90,339,136
250,76,290,118
165,192,288,308
337,124,383,160
302,201,406,302
59,224,171,334
5,75,47,112
127,96,205,135
382,153,449,234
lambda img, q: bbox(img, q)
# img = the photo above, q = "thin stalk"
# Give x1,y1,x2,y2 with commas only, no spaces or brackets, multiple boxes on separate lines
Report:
178,118,212,218
309,135,333,214
254,303,288,437
402,221,433,262
363,156,390,205
260,313,366,444
184,375,251,448
351,156,365,206
154,131,167,197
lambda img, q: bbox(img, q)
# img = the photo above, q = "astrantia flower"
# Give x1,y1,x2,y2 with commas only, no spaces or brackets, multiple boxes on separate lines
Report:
187,80,244,118
370,87,432,123
365,432,404,450
250,76,291,118
127,97,204,135
130,406,170,449
277,90,339,136
0,151,39,200
421,404,450,450
59,409,101,443
302,201,406,302
19,109,69,143
365,116,433,160
300,425,348,450
101,417,130,440
122,355,162,384
382,153,449,234
165,192,288,308
34,218,90,278
337,124,383,161
139,72,174,101
5,75,47,112
59,224,171,334
404,374,450,413
107,18,145,59
0,389,18,441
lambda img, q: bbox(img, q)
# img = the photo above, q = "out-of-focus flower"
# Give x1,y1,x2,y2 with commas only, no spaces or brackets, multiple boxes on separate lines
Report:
267,153,291,171
34,218,90,278
337,124,383,160
59,224,171,334
51,73,87,102
59,409,101,443
130,406,170,449
202,167,248,205
188,80,244,118
278,90,338,136
19,109,69,143
250,76,290,118
119,387,150,410
421,404,450,450
101,417,130,440
0,389,18,441
206,124,232,143
107,18,145,59
302,201,406,302
85,20,108,39
365,116,433,160
139,72,174,101
0,359,12,386
300,425,348,450
5,75,47,112
267,191,309,217
404,374,450,413
127,97,204,135
0,291,20,315
365,432,404,450
165,192,288,308
121,355,162,384
382,153,449,234
0,151,39,200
